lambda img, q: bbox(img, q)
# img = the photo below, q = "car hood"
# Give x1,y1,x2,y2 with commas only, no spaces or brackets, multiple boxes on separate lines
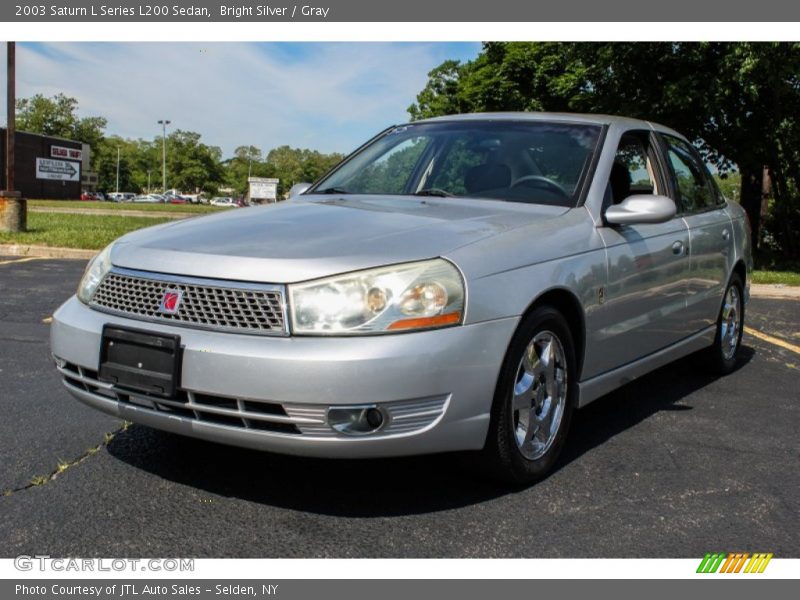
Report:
111,195,569,283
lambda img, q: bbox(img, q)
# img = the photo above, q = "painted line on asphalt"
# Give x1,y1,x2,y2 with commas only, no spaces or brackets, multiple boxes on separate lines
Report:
745,326,800,355
0,256,43,266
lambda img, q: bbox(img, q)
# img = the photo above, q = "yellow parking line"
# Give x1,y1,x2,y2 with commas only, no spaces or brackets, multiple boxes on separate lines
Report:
0,256,42,266
745,326,800,355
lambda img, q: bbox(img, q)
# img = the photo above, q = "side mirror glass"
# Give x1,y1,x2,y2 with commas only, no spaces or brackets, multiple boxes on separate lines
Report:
605,194,677,225
288,183,312,199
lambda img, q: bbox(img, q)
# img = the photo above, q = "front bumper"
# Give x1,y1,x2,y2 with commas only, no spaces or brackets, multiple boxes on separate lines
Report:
51,295,518,458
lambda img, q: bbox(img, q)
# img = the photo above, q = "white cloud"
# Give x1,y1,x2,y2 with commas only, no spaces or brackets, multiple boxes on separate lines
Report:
0,42,479,156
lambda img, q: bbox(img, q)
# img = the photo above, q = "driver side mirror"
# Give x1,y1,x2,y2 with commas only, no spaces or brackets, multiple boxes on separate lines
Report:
288,182,312,199
605,194,677,225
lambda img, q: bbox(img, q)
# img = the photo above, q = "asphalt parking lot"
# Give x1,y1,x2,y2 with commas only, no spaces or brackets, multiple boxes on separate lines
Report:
0,256,798,558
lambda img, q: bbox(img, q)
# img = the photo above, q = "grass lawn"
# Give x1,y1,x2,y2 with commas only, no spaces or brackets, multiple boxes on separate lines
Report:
752,270,800,286
0,212,172,250
29,199,224,214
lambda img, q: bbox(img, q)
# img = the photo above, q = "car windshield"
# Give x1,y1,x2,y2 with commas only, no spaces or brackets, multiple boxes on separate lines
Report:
312,120,603,207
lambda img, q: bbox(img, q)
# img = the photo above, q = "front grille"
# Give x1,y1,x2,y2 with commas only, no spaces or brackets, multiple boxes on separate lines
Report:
90,268,286,335
57,361,449,440
58,361,300,435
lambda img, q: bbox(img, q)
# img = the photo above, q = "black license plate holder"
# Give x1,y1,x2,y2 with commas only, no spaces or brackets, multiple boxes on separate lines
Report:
98,325,182,398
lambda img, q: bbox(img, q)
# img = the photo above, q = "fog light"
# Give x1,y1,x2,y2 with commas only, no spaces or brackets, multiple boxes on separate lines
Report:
52,354,66,369
328,405,386,435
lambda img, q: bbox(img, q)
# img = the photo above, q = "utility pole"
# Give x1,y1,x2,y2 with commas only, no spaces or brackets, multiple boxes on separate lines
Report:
115,146,120,194
158,119,170,192
1,41,25,233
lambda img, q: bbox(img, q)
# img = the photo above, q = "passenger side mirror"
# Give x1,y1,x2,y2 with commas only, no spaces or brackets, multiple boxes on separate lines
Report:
605,194,677,225
288,182,312,199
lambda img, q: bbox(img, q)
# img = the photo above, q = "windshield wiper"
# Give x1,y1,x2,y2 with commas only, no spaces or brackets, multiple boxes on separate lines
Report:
315,186,350,194
414,188,454,198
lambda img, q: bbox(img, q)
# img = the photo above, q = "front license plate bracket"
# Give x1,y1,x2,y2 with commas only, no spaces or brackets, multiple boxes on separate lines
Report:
98,325,182,398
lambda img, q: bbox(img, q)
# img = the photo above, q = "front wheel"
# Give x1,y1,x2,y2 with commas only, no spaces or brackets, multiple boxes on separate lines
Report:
482,307,577,484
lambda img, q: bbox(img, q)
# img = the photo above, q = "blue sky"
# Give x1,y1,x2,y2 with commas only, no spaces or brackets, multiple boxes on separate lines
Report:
0,42,480,157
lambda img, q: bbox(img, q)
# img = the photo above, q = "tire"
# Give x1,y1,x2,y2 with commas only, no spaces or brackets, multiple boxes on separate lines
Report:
482,306,578,485
703,273,745,375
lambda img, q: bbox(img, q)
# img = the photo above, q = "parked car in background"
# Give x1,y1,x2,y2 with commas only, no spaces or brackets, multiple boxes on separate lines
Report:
164,194,189,204
210,197,239,207
80,192,95,201
132,194,164,203
51,112,751,484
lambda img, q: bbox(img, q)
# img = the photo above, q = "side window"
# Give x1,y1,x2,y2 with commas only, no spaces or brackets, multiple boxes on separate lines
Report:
608,132,658,205
662,135,717,212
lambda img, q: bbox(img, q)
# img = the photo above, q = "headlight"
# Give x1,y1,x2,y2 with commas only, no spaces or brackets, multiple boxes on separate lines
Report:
77,243,114,304
289,259,465,335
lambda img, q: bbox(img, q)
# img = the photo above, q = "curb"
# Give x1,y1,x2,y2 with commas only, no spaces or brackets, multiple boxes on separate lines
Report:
750,284,800,300
0,244,97,259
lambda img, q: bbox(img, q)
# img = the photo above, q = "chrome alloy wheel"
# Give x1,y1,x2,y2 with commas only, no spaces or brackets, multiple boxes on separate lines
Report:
511,331,568,460
720,285,741,361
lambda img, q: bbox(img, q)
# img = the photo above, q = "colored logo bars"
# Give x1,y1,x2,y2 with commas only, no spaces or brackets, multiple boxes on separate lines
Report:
697,552,773,574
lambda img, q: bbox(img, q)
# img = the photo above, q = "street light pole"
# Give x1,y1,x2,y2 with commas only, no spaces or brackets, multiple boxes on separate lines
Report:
115,146,120,193
157,119,170,193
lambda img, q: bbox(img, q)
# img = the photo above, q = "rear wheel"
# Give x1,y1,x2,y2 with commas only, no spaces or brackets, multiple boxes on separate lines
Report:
483,307,577,484
703,273,744,374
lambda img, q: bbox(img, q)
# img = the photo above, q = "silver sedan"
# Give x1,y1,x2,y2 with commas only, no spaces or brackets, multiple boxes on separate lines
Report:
51,113,751,483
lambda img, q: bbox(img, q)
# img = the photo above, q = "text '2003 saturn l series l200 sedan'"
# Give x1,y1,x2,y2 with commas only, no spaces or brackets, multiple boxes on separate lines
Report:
51,112,752,484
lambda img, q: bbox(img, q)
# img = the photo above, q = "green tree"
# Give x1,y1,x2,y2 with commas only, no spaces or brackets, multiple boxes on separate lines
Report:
222,146,275,196
94,136,138,193
164,130,225,195
409,42,800,262
16,93,107,150
265,146,345,196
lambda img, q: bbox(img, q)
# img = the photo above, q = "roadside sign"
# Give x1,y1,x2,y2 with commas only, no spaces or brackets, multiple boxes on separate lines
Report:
249,177,279,201
51,145,83,161
36,157,81,181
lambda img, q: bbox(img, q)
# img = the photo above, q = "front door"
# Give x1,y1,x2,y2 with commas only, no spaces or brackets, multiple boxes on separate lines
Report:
593,130,691,375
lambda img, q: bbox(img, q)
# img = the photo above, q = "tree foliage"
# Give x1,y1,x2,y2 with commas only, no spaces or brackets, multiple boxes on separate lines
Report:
16,93,107,150
14,93,344,200
265,146,345,196
410,42,800,263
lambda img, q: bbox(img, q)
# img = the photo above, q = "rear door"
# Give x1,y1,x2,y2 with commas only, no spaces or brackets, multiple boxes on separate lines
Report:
659,134,732,334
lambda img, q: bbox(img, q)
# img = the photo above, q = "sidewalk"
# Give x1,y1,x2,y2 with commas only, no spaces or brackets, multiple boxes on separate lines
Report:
28,206,190,220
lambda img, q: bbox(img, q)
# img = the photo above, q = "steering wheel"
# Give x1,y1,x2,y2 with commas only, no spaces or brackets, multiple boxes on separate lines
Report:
510,175,569,199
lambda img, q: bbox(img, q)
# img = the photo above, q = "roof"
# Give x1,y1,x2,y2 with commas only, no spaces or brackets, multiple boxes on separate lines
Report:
0,127,85,146
413,111,684,138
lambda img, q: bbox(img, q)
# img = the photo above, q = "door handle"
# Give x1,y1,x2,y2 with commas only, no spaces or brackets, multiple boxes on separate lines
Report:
722,229,730,241
672,241,686,255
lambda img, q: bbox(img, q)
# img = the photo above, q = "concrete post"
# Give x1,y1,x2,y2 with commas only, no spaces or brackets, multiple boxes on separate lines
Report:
0,192,26,232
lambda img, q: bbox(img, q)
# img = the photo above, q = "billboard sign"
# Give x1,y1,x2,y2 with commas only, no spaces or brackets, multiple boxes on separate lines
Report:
249,177,279,201
51,145,83,161
36,157,81,182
